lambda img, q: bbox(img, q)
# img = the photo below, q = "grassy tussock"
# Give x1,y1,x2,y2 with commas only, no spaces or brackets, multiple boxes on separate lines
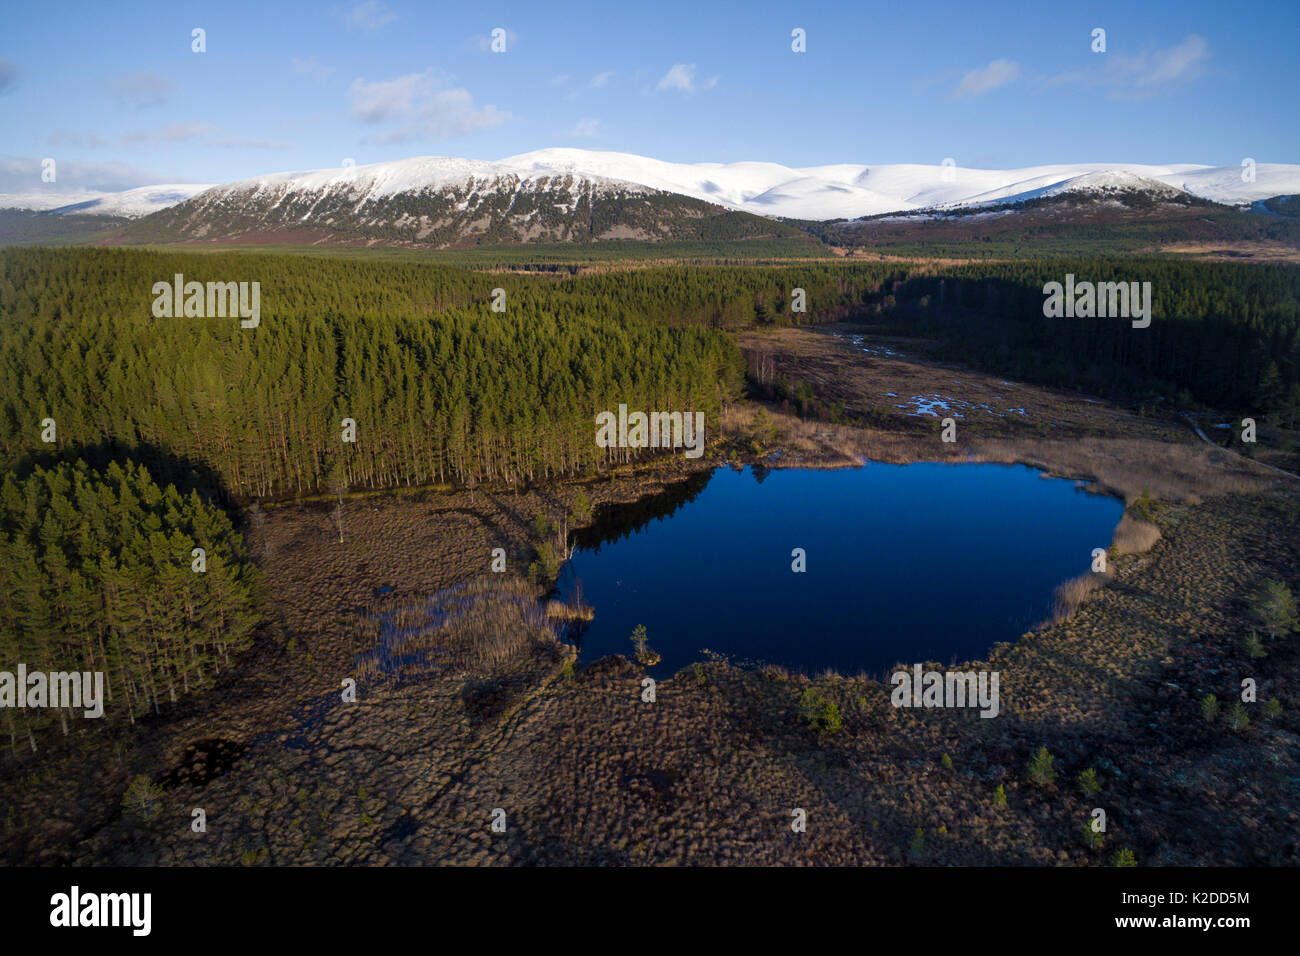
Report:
1111,514,1162,555
546,599,594,622
1046,572,1112,626
978,437,1268,504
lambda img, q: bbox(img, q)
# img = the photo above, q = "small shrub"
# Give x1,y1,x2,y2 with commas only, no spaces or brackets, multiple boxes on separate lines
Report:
692,661,706,686
751,408,778,449
1226,700,1250,732
571,490,592,523
528,542,561,583
629,624,660,666
1128,490,1162,524
1082,818,1105,851
122,774,165,822
799,686,843,735
1264,697,1282,718
1078,767,1101,798
1243,631,1267,659
1027,746,1056,787
1200,694,1219,722
1113,848,1138,867
819,699,844,735
993,783,1007,809
1247,579,1298,640
940,753,953,770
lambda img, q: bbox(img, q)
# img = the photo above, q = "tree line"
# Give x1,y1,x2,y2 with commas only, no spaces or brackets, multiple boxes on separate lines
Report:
0,459,259,749
880,258,1300,417
3,250,1295,507
2,249,820,496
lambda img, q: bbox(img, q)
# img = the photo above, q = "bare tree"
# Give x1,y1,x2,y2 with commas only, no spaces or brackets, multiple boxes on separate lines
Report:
328,462,347,544
555,509,576,561
248,501,271,558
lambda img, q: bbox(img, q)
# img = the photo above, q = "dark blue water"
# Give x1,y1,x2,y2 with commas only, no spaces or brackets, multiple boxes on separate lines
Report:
557,463,1123,676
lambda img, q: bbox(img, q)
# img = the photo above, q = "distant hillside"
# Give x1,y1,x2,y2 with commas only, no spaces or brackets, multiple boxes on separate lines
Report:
1260,195,1300,217
113,162,807,248
2,149,1295,252
0,209,129,246
789,195,1300,259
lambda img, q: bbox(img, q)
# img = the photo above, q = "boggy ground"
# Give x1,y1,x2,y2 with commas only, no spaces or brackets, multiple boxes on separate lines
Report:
732,323,1290,497
4,329,1297,866
0,460,705,865
50,488,1300,866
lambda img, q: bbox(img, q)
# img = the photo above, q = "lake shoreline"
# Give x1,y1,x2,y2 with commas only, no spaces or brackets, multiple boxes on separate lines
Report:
558,461,1125,676
3,335,1294,867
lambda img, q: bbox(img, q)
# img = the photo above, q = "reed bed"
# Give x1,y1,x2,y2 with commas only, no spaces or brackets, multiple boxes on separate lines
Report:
355,577,564,684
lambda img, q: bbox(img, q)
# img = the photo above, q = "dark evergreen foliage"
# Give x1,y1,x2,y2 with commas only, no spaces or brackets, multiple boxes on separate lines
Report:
0,460,259,746
883,259,1300,414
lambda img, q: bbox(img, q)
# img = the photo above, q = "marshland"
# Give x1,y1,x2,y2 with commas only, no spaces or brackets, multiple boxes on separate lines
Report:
1,247,1296,866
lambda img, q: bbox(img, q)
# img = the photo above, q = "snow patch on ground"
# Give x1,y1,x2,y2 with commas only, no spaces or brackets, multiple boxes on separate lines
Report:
832,332,906,357
892,393,1030,419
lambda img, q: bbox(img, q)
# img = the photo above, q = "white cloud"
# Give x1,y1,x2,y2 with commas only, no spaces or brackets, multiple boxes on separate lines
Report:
348,72,428,123
118,123,290,150
47,130,110,149
590,71,614,88
1134,34,1210,89
1046,34,1210,100
950,59,1019,99
121,122,213,147
110,71,176,108
292,57,335,83
348,70,511,143
657,63,697,92
570,117,600,138
0,154,195,192
208,136,292,150
335,1,396,33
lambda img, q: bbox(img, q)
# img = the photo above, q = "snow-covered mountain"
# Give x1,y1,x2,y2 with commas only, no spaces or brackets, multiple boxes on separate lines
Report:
5,150,1298,245
116,159,803,246
496,149,1300,218
0,184,213,218
949,169,1188,209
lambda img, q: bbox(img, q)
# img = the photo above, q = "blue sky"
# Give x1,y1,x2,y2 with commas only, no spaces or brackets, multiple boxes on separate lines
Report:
1,0,1296,190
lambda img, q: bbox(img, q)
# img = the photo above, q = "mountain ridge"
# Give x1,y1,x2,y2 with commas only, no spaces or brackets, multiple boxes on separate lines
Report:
112,166,808,248
5,148,1299,249
8,149,1299,223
